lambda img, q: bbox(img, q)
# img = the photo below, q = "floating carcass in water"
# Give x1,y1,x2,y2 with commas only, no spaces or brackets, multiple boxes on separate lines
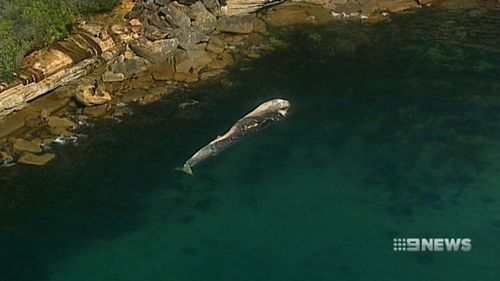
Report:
179,99,290,175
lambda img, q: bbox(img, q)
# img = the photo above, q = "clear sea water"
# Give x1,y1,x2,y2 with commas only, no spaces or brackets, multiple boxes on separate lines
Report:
1,3,500,281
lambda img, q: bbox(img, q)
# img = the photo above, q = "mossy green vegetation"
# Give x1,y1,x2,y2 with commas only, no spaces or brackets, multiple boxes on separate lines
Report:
0,0,120,81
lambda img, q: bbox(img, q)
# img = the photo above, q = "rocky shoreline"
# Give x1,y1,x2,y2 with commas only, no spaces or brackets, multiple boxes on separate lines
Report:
0,0,448,166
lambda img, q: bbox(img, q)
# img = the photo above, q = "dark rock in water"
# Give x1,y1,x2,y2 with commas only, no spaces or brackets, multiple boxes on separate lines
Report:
217,15,254,34
160,2,191,29
130,38,179,62
83,104,108,118
121,89,151,103
189,1,217,34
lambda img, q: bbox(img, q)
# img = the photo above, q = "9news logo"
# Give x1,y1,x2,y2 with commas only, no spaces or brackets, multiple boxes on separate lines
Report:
393,238,471,252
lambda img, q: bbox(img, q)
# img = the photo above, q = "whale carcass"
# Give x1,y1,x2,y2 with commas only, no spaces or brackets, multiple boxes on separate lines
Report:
180,98,290,174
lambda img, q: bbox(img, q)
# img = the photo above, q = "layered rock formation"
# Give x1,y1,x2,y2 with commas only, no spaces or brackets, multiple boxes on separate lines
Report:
0,24,117,116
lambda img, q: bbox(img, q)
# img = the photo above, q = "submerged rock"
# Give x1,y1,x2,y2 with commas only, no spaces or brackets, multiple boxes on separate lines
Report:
47,116,77,130
18,152,56,166
83,104,108,118
13,138,42,153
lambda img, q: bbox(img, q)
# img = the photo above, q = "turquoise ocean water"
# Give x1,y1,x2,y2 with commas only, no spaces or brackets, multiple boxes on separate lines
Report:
1,3,499,281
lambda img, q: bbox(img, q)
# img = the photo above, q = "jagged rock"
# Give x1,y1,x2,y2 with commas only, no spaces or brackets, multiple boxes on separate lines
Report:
217,15,253,33
187,49,214,73
130,38,179,62
190,1,217,34
18,152,56,166
174,26,210,49
112,56,151,77
13,138,42,153
152,63,176,81
144,25,169,41
207,36,225,54
74,85,112,107
161,2,191,28
174,50,193,73
148,14,173,32
47,116,77,130
203,0,218,9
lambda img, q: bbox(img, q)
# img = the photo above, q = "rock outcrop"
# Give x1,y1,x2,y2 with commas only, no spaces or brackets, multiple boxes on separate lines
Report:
0,0,445,160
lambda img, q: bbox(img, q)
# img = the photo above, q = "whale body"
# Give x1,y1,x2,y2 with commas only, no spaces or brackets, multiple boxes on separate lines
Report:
180,99,290,174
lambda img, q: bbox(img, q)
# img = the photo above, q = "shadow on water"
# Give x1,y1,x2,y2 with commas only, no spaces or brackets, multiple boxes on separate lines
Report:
0,2,500,280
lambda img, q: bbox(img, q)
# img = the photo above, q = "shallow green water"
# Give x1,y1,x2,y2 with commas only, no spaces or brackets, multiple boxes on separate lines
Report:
1,3,500,281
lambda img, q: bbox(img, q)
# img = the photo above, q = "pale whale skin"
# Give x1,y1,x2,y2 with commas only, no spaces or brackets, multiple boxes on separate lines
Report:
181,99,290,174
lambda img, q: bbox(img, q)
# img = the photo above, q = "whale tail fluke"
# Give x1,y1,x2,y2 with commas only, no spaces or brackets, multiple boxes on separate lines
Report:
175,164,194,175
